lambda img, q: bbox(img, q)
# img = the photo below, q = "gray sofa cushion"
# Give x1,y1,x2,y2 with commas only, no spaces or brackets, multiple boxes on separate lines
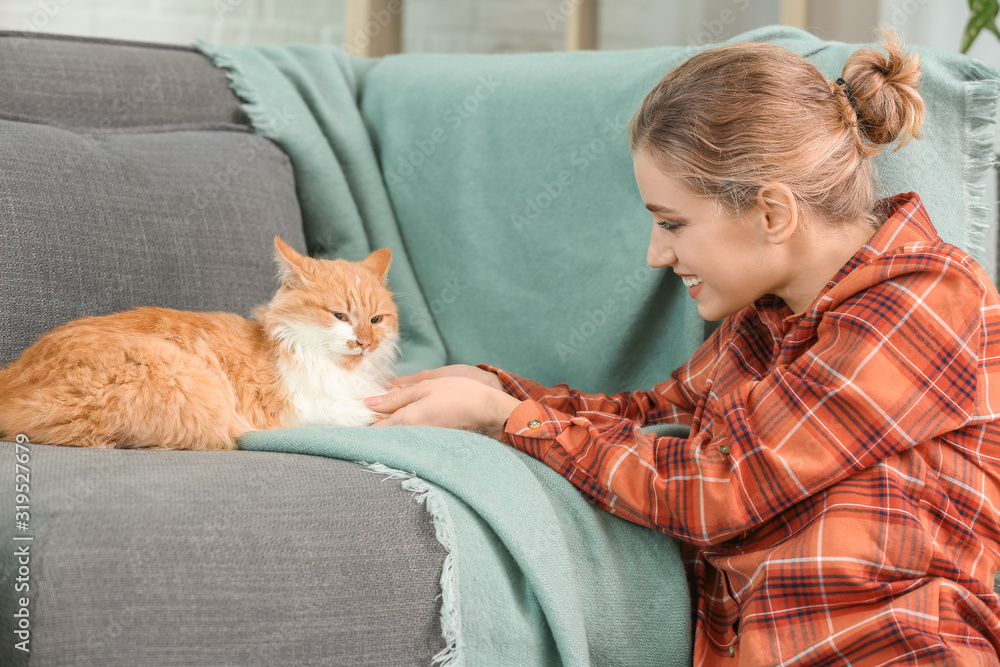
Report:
0,119,306,365
0,31,247,128
0,444,446,666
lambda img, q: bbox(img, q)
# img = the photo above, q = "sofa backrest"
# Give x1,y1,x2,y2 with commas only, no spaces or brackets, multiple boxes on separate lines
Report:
0,32,308,367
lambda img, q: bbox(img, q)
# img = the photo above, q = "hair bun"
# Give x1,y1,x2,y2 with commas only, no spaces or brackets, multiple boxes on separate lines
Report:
840,29,925,154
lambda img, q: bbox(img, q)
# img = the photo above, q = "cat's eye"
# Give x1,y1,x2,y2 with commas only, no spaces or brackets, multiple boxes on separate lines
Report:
371,315,382,324
329,311,348,322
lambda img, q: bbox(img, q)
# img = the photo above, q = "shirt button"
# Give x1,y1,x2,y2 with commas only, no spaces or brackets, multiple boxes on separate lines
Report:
728,646,736,657
719,445,731,457
528,420,541,429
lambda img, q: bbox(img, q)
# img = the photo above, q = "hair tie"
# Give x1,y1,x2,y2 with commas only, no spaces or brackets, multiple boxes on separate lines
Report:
836,77,862,119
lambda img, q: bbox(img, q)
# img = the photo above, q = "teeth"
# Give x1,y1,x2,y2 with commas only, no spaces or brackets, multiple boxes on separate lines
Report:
681,276,703,288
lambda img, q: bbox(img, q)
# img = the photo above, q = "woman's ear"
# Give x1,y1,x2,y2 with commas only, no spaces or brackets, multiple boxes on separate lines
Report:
755,183,798,245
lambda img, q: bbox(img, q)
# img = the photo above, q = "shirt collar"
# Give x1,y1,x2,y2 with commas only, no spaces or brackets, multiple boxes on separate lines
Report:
831,192,936,282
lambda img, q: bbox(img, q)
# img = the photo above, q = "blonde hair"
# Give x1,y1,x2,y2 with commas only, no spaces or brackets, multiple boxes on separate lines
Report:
628,31,925,228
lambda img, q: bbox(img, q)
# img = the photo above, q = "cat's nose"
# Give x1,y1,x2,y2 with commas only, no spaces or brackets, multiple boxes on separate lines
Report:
357,338,371,350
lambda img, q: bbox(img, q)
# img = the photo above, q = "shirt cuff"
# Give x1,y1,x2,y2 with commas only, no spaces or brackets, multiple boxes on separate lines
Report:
477,363,543,401
501,399,566,460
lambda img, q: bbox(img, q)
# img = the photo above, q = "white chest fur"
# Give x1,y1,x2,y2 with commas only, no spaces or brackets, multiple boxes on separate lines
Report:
273,321,397,428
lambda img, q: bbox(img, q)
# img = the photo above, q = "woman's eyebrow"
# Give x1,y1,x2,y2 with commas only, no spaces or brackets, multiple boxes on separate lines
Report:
645,203,678,215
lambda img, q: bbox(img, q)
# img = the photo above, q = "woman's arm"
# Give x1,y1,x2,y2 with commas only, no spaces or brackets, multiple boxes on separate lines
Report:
375,324,725,432
478,363,701,429
505,261,986,544
368,375,521,440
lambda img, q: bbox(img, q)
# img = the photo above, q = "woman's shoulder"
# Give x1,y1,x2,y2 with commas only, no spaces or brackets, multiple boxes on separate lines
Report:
872,234,993,304
843,192,994,303
824,243,998,358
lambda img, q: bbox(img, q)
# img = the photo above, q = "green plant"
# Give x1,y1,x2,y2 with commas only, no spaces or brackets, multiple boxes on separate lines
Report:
963,0,1000,53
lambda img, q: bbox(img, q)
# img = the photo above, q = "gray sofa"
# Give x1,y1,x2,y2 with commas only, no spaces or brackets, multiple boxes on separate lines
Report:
0,33,446,666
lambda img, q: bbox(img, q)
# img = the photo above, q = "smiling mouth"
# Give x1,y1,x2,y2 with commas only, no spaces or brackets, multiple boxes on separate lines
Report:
680,276,703,287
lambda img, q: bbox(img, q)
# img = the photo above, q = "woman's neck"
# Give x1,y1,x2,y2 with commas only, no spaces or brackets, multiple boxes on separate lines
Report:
775,217,878,314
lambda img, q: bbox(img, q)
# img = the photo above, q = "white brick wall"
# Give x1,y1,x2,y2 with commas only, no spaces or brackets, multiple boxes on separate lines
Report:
0,0,996,60
0,0,789,51
0,0,346,46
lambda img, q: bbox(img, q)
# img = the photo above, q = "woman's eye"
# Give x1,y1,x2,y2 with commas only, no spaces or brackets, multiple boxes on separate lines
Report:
371,315,382,324
656,220,683,232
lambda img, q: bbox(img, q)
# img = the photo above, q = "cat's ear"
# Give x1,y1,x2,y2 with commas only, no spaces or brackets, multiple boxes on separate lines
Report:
273,237,310,288
362,247,392,284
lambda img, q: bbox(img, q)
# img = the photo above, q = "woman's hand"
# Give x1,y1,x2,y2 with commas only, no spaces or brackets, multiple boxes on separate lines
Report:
365,376,521,441
388,364,504,391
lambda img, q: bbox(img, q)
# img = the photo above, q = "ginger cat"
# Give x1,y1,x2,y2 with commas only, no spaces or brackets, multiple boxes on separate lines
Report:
0,238,398,450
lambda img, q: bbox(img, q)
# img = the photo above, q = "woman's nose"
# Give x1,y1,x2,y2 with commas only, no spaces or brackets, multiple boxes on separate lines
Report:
647,230,676,269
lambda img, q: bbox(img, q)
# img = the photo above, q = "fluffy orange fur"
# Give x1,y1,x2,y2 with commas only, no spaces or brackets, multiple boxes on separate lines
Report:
0,238,398,450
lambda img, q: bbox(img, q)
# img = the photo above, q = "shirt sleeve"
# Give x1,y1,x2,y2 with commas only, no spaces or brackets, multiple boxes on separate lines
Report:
494,261,983,546
477,321,729,429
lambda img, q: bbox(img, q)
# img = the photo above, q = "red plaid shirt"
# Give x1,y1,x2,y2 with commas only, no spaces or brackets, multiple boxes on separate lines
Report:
483,193,1000,665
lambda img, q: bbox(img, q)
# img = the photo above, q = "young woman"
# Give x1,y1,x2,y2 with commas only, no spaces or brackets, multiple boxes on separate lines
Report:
366,33,1000,665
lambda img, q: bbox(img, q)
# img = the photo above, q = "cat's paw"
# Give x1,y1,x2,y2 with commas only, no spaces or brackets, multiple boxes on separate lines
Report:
321,400,383,427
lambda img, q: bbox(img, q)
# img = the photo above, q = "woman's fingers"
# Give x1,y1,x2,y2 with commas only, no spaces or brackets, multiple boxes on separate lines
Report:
386,364,497,389
367,386,414,427
387,371,425,387
365,384,414,413
364,376,518,438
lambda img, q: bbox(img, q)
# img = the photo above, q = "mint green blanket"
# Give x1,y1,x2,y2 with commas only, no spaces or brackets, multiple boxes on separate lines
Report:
198,25,996,666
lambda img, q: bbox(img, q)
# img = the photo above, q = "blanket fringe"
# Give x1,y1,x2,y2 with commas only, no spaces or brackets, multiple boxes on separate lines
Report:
194,39,285,140
364,462,462,666
962,59,999,274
